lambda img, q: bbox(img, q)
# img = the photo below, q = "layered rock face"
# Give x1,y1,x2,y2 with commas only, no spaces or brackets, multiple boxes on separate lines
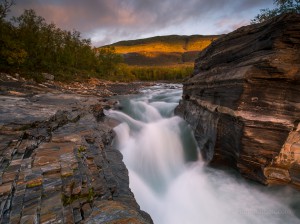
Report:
0,77,152,223
175,13,300,188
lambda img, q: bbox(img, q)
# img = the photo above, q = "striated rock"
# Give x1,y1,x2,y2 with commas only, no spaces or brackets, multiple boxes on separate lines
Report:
176,13,300,188
0,183,12,197
0,89,152,222
86,200,152,224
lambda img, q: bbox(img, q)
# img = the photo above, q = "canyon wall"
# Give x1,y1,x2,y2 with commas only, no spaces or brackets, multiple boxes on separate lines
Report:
175,13,300,188
0,75,152,223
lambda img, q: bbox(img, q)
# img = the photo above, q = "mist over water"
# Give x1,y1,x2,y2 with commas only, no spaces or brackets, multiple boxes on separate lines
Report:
107,84,300,224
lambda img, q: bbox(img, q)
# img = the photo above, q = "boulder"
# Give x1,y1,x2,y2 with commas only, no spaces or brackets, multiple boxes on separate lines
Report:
175,13,300,188
42,73,54,81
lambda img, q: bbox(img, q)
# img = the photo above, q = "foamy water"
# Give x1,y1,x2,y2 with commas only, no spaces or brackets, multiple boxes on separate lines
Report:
107,84,300,224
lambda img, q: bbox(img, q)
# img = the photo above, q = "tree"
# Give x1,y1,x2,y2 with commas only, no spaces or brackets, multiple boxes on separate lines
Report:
97,46,123,76
0,0,27,67
13,9,47,69
0,0,14,21
252,0,300,23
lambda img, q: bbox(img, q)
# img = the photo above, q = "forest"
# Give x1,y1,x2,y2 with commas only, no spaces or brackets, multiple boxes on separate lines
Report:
0,1,192,82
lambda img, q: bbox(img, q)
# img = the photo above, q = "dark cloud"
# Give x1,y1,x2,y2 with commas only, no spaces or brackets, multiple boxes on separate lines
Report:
11,0,273,46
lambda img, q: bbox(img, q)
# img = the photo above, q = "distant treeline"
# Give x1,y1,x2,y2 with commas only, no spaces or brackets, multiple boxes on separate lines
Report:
104,65,194,82
0,3,193,82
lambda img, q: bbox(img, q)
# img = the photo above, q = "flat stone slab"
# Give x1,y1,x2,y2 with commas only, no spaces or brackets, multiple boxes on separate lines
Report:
0,79,153,223
0,183,12,196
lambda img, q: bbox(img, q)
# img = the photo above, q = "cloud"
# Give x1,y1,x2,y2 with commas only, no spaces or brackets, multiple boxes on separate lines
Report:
11,0,274,46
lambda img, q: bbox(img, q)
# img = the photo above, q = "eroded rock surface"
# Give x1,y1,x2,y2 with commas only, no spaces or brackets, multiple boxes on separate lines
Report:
176,13,300,188
0,78,152,223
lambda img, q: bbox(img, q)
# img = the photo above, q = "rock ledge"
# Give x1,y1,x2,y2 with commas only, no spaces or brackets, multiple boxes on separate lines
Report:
176,13,300,189
0,78,152,223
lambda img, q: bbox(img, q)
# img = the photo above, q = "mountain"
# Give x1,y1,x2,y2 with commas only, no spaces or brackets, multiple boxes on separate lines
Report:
104,35,220,66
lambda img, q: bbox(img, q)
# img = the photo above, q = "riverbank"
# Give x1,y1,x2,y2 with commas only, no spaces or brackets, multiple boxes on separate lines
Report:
105,84,300,224
0,73,153,223
0,73,155,97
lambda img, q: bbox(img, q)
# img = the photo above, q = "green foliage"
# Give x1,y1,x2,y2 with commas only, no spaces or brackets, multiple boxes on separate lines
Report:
97,64,193,82
78,145,86,153
120,65,193,81
96,46,123,76
22,71,46,83
133,66,193,81
61,187,95,206
0,6,124,81
0,1,26,68
0,3,193,82
10,9,98,73
88,187,95,202
252,0,300,23
0,20,27,67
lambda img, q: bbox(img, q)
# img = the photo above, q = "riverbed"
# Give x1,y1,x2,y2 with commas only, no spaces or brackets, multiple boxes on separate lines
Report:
107,84,300,224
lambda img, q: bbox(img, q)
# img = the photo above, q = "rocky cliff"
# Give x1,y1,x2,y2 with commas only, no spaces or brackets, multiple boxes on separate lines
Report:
175,13,300,189
0,74,152,223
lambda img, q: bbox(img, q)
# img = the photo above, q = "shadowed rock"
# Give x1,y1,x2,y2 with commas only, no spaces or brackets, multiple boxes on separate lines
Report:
176,13,300,189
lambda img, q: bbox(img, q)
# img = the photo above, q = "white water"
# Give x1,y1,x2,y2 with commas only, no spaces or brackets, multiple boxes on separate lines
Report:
107,84,300,224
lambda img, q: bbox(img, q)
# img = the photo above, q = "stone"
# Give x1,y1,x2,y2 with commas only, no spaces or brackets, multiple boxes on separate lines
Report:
0,74,153,222
82,203,92,219
10,215,21,223
40,212,57,224
42,73,54,81
61,167,73,178
91,104,105,122
73,208,82,223
0,183,12,196
20,215,37,224
85,200,152,224
40,164,61,175
17,140,36,154
176,13,300,187
62,206,74,224
26,177,43,188
2,171,17,184
265,127,300,187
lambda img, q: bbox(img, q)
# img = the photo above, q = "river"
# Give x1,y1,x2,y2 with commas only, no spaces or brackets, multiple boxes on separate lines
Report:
106,84,300,224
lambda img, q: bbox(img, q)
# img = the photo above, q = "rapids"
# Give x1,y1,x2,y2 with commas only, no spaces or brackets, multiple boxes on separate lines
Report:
106,84,300,224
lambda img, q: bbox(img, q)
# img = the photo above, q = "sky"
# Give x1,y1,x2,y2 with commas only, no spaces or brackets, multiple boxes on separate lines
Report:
9,0,274,47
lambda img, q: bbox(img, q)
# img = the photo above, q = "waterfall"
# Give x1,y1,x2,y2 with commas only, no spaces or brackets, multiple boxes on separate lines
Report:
107,84,300,224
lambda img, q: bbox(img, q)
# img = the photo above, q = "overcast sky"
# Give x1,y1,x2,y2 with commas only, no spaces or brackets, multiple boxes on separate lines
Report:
10,0,274,46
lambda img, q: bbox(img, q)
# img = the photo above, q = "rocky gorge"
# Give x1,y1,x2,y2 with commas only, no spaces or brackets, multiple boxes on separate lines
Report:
176,13,300,189
0,73,152,223
1,12,300,224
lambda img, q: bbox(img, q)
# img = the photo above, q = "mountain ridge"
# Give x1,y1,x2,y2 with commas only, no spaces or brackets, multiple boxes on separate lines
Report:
101,34,220,66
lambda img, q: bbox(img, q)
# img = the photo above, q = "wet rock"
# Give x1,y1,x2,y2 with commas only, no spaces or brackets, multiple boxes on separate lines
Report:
85,200,153,224
176,13,300,188
0,183,12,197
0,84,152,222
90,104,105,121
